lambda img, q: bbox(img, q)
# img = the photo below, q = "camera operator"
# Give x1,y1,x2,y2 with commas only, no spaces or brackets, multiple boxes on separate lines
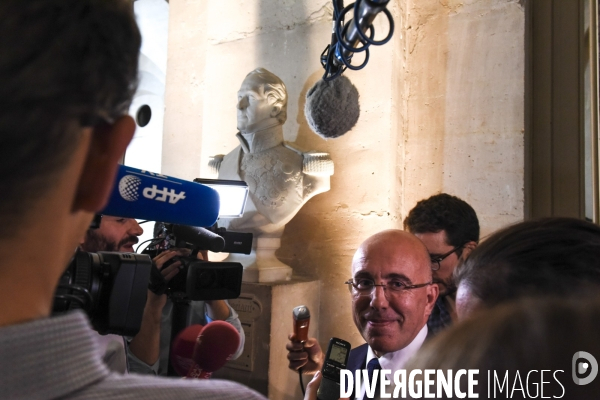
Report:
0,0,263,398
80,216,244,376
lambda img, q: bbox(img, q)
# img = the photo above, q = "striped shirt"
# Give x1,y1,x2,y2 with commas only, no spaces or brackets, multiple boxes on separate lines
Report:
0,310,265,400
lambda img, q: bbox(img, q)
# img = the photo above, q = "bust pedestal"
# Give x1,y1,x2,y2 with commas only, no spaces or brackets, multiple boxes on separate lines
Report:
226,237,292,283
212,277,320,399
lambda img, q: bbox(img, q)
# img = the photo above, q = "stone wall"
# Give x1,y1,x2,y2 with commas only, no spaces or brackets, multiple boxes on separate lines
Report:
401,0,525,237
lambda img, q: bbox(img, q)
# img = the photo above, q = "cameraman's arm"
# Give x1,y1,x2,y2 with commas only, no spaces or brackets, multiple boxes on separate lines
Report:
193,251,245,359
128,250,183,369
196,250,233,321
205,300,232,320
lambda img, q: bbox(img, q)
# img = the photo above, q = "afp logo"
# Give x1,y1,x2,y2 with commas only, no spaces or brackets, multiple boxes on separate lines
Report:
117,173,187,205
572,351,598,385
118,175,142,202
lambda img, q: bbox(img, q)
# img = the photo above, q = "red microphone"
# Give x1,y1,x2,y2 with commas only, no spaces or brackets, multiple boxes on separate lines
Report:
170,321,241,379
170,324,204,377
292,305,310,343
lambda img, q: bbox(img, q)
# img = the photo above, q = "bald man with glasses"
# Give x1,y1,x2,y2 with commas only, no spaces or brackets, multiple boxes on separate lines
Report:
287,230,438,399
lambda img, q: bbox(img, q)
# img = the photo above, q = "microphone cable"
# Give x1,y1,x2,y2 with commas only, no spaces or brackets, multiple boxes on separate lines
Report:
299,367,306,397
321,0,395,81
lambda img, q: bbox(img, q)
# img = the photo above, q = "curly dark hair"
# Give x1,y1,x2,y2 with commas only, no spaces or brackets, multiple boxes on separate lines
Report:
403,193,480,254
0,0,140,235
455,217,600,308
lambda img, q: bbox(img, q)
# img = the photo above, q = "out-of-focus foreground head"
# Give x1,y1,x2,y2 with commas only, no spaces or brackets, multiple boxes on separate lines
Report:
455,217,600,319
350,230,438,356
0,0,140,238
407,296,600,399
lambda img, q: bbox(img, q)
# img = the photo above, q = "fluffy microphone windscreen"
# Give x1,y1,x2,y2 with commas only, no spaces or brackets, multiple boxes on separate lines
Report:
304,75,360,139
170,324,204,376
193,320,241,372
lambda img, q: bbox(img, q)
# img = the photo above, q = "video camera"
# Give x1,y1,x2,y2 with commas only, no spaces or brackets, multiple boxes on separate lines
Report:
144,223,252,302
52,168,251,336
53,250,152,336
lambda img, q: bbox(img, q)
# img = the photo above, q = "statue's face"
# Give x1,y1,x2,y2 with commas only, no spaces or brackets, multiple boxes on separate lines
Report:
237,74,278,133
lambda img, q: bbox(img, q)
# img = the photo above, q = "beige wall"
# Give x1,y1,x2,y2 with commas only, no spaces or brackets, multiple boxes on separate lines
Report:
163,0,524,396
401,0,525,238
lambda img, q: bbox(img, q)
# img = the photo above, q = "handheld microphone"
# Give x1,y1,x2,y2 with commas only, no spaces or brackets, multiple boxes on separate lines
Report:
101,165,220,227
170,321,241,378
293,305,311,396
191,320,241,373
170,324,203,377
292,305,310,343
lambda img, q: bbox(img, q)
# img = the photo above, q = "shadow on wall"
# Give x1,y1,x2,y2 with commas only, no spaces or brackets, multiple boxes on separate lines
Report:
278,69,338,280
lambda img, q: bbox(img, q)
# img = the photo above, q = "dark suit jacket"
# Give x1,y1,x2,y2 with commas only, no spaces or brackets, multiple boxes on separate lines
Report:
345,344,369,400
343,330,434,399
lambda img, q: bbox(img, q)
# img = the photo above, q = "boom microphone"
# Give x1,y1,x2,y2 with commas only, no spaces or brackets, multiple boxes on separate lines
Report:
170,321,241,378
304,0,394,139
101,165,220,227
321,0,394,80
305,75,360,139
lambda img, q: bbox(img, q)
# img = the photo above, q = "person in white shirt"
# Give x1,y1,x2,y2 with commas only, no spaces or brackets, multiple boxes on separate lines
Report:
287,229,439,399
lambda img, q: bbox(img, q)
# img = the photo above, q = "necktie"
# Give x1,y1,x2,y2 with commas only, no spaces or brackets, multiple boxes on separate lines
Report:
363,358,381,400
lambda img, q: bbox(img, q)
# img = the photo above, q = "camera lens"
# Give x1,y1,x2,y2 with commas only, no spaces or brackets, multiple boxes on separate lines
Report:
195,269,217,289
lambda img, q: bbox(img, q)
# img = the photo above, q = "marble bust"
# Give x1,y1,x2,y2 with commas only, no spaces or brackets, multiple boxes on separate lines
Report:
209,68,333,282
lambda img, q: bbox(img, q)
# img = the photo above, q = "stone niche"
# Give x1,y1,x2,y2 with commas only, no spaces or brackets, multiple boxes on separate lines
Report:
212,278,320,400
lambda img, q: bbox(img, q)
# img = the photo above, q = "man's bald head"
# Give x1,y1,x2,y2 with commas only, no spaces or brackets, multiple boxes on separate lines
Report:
349,229,438,356
352,230,433,281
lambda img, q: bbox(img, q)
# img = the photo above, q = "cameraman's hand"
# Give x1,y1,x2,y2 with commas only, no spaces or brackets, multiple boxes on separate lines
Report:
286,334,324,374
153,248,192,283
130,247,193,366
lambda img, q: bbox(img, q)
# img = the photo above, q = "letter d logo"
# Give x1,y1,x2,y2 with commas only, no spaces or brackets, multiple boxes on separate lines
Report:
572,351,598,385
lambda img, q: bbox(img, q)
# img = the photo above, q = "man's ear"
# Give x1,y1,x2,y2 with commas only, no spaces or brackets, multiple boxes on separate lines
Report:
460,241,478,261
73,115,136,212
424,283,440,317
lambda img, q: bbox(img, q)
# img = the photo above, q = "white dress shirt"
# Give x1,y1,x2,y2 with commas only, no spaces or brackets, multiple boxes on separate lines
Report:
357,324,428,400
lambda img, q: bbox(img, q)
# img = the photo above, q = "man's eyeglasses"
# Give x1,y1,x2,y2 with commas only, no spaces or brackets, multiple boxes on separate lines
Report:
430,245,464,271
344,278,432,297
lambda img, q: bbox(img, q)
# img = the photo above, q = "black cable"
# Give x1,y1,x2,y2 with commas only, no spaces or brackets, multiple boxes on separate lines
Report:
53,294,87,308
335,3,373,54
322,0,345,81
55,284,93,310
135,237,163,253
299,367,306,397
321,0,395,80
353,0,394,46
